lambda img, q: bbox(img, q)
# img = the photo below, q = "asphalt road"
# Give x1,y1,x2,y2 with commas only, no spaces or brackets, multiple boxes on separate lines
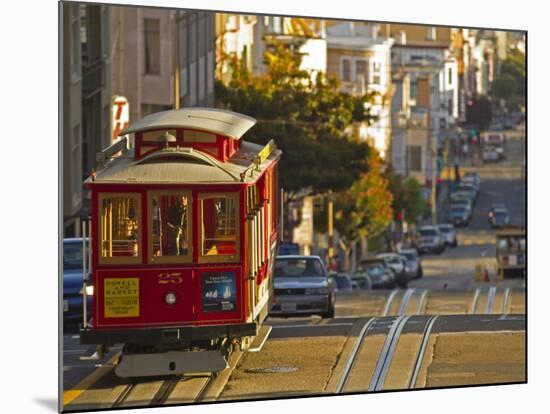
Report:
410,124,525,291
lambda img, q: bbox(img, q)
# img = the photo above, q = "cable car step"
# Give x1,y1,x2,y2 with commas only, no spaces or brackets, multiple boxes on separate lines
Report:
248,325,272,353
114,350,229,378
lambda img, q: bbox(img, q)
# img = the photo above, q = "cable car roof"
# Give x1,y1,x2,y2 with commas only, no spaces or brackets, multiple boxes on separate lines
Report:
87,140,281,185
118,107,257,140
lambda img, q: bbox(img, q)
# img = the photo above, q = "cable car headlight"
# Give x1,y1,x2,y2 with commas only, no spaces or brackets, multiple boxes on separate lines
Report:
80,285,94,296
165,292,177,305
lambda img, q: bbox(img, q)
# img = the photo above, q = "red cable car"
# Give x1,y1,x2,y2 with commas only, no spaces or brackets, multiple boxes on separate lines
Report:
79,108,282,377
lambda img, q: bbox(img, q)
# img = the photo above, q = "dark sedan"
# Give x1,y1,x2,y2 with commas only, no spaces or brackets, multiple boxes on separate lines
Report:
63,238,92,328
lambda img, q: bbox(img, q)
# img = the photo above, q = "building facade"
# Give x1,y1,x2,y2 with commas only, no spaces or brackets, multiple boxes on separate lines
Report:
327,22,394,158
62,3,111,237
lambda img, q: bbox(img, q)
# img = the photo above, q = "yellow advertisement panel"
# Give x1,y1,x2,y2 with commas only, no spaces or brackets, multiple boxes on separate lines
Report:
104,278,140,318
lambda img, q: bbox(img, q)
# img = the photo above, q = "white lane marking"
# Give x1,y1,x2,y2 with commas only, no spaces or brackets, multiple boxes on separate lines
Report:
336,317,377,393
398,289,415,316
272,322,354,329
502,287,511,315
382,290,400,316
485,286,497,314
416,290,429,315
368,316,411,391
470,288,481,314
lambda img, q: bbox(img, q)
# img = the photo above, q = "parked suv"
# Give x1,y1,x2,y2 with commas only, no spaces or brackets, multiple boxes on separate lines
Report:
416,225,445,254
270,255,336,318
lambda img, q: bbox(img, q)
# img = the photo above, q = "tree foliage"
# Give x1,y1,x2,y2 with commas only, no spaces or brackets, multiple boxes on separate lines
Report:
334,149,393,246
496,49,525,108
385,166,427,224
215,40,377,195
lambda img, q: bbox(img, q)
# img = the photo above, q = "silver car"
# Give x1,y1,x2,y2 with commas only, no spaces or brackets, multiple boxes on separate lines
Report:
416,225,445,254
437,224,458,247
270,255,336,318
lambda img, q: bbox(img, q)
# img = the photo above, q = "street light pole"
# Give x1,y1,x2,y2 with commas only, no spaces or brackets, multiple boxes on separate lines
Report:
327,191,334,263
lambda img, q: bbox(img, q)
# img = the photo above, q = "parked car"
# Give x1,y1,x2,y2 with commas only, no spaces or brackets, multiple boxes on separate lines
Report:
437,224,458,247
450,199,473,219
398,249,423,279
460,177,479,192
271,255,336,318
399,253,420,280
63,238,92,327
450,190,476,206
447,204,470,227
490,208,510,229
458,182,478,197
375,253,409,288
351,274,373,290
483,146,499,162
355,258,398,289
332,273,359,293
416,225,446,254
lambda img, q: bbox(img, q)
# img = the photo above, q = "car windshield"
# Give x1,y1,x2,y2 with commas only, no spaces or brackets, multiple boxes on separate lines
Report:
438,227,452,233
450,207,466,213
495,211,508,217
420,229,437,237
63,241,88,270
275,258,325,277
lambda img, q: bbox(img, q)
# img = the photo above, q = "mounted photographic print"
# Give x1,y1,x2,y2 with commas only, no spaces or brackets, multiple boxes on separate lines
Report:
60,0,526,412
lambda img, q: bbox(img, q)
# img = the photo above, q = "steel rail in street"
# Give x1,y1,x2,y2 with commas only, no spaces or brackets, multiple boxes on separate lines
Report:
398,289,415,316
470,287,481,314
111,381,137,408
485,286,497,314
368,315,410,391
502,287,511,315
416,290,429,315
382,290,400,316
407,315,439,389
335,317,377,393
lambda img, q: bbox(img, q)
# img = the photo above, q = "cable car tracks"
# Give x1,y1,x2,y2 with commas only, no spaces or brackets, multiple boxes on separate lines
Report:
335,315,440,394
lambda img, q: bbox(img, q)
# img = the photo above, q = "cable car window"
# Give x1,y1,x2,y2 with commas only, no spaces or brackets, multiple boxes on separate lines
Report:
141,129,177,142
199,193,240,262
148,191,192,263
99,194,141,264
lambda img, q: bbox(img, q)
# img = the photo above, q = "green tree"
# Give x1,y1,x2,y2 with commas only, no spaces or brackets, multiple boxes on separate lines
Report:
386,167,427,224
494,73,517,101
497,49,525,108
334,149,393,270
215,40,377,196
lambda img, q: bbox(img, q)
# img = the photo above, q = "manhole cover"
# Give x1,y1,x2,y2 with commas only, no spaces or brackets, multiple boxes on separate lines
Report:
245,366,298,374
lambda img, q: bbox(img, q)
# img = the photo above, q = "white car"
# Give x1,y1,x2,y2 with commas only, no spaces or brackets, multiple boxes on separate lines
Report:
483,146,499,162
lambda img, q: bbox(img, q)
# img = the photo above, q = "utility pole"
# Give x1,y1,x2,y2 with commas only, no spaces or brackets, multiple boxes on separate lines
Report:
327,190,334,264
172,11,181,109
431,139,437,225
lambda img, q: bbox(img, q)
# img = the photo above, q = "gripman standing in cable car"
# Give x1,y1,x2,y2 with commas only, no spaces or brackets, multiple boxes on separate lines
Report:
79,107,282,378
